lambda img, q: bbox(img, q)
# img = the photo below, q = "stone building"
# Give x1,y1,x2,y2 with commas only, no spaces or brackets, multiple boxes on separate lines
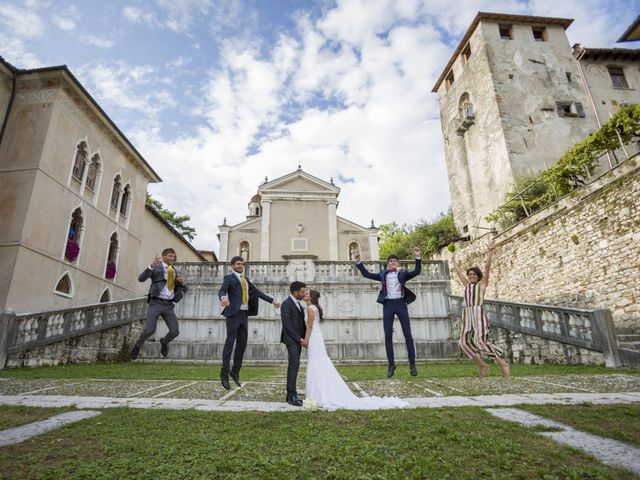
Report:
0,57,206,313
217,167,380,263
433,12,640,236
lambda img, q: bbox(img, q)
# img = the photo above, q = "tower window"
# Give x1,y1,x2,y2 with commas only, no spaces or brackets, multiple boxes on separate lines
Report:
566,72,572,82
462,44,471,64
499,25,512,40
532,27,547,41
445,71,455,90
608,67,628,89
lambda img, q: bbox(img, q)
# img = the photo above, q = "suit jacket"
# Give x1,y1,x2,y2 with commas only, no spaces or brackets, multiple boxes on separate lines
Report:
356,258,421,305
280,296,306,346
218,272,274,317
138,263,188,303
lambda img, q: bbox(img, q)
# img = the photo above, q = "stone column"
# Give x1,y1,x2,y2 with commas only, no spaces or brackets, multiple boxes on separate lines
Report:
78,158,90,198
369,232,379,260
218,225,230,262
260,200,271,261
327,201,338,260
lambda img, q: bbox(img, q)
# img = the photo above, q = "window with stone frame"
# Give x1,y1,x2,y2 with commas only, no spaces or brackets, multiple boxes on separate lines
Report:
608,67,629,89
110,175,121,210
72,142,87,181
462,44,471,64
120,185,131,217
556,101,585,118
105,232,119,279
445,71,455,90
99,288,111,303
532,26,547,41
85,154,100,192
54,274,72,295
499,24,512,40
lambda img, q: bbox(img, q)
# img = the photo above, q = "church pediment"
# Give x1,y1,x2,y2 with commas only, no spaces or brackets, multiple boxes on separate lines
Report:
260,169,340,198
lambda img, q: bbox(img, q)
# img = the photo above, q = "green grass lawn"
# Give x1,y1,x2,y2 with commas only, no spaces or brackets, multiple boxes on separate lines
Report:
0,361,633,381
0,406,636,480
0,405,72,430
520,403,640,449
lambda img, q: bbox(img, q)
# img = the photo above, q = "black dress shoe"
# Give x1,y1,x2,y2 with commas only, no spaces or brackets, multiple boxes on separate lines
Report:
221,376,230,390
130,345,140,360
230,371,241,387
387,365,396,378
160,339,168,358
286,395,303,406
410,365,418,376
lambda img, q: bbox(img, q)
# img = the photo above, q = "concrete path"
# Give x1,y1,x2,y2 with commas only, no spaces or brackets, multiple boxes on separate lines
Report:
0,391,639,412
487,408,640,475
0,410,102,447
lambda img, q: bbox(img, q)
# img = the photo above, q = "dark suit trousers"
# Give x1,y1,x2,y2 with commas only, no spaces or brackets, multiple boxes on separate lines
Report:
383,299,416,366
135,299,180,348
221,311,249,377
286,343,302,398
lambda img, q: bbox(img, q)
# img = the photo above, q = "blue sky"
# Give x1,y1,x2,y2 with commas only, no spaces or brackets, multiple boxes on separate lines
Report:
1,0,638,251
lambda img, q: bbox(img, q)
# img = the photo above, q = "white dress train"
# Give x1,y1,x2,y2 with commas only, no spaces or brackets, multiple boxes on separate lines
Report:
304,305,409,410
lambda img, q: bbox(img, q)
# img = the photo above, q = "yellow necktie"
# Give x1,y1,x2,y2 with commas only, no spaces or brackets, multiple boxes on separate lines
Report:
241,273,248,304
167,265,175,291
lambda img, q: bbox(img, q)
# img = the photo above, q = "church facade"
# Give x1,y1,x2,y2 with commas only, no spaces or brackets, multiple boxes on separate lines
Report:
218,168,380,262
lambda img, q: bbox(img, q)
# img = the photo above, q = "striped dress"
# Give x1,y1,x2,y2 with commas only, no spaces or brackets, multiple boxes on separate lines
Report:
459,283,503,359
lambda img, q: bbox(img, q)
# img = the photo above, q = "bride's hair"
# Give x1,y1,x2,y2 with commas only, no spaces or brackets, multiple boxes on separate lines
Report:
309,290,324,321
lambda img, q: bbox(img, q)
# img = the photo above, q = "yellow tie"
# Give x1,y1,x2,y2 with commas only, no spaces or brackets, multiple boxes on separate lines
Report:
167,265,175,291
241,273,248,304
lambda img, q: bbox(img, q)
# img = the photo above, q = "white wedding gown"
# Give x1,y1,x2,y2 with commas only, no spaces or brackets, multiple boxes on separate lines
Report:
305,305,409,410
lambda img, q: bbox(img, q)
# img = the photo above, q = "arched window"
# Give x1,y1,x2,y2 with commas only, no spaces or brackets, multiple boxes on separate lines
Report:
54,273,72,296
72,142,87,181
85,154,100,192
239,240,250,261
99,288,111,303
120,185,131,217
105,232,119,279
65,208,83,262
110,175,121,210
349,241,360,261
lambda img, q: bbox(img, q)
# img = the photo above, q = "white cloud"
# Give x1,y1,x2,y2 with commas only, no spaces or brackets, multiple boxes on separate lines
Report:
0,34,41,67
52,16,76,31
122,5,158,27
82,34,114,49
0,3,45,38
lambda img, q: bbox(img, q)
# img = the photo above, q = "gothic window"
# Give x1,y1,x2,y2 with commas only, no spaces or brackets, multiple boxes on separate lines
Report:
100,288,111,303
608,67,628,89
499,24,512,40
239,240,250,261
120,185,131,217
85,154,100,192
348,241,360,261
110,175,121,210
65,208,83,262
54,273,72,296
105,232,119,279
72,142,87,181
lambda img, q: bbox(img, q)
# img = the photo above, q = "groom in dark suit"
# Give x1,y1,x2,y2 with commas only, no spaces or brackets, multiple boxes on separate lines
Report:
218,256,280,390
280,281,307,406
355,247,421,378
131,248,188,360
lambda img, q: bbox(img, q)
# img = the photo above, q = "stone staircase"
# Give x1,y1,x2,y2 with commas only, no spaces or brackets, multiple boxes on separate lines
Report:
616,328,640,367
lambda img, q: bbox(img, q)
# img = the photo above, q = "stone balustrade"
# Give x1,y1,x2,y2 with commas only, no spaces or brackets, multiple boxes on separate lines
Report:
449,295,622,367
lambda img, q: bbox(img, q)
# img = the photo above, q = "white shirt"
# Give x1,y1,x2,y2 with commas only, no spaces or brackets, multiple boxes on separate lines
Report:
150,261,175,300
234,271,249,310
385,270,403,299
289,294,304,314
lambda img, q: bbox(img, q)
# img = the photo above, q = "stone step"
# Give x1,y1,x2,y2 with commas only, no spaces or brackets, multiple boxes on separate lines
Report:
618,341,640,351
617,334,640,343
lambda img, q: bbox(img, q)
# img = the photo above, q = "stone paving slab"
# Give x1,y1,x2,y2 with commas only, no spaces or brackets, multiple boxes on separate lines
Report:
0,410,102,446
1,392,639,413
486,408,640,475
0,379,88,395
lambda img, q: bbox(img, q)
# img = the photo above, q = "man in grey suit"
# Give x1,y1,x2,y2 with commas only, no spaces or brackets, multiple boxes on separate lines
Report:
280,281,307,406
131,248,188,360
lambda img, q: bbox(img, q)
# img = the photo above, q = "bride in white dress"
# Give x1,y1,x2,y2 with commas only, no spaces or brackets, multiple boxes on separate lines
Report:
303,290,409,410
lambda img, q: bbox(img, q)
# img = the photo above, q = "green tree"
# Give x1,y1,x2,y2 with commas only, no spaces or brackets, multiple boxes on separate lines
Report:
146,194,197,241
378,211,459,260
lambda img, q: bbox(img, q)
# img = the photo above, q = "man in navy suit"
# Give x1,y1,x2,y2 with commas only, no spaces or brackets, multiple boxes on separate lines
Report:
355,247,421,378
218,256,281,390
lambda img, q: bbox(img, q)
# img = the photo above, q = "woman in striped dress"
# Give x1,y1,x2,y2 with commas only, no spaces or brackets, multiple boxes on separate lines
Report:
451,240,510,378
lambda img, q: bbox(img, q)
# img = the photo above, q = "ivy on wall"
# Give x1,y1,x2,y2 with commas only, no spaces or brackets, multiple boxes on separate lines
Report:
486,104,640,229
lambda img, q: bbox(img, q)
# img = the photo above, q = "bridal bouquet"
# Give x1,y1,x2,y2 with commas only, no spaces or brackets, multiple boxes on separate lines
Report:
302,398,320,412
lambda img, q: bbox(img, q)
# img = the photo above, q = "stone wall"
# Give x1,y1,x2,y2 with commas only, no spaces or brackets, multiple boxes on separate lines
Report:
437,158,640,330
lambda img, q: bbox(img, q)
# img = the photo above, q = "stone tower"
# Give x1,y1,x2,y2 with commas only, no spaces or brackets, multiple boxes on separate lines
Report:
433,13,599,236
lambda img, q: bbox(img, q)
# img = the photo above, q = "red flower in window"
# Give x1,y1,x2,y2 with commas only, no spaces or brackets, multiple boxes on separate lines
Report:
105,261,117,280
65,239,80,262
